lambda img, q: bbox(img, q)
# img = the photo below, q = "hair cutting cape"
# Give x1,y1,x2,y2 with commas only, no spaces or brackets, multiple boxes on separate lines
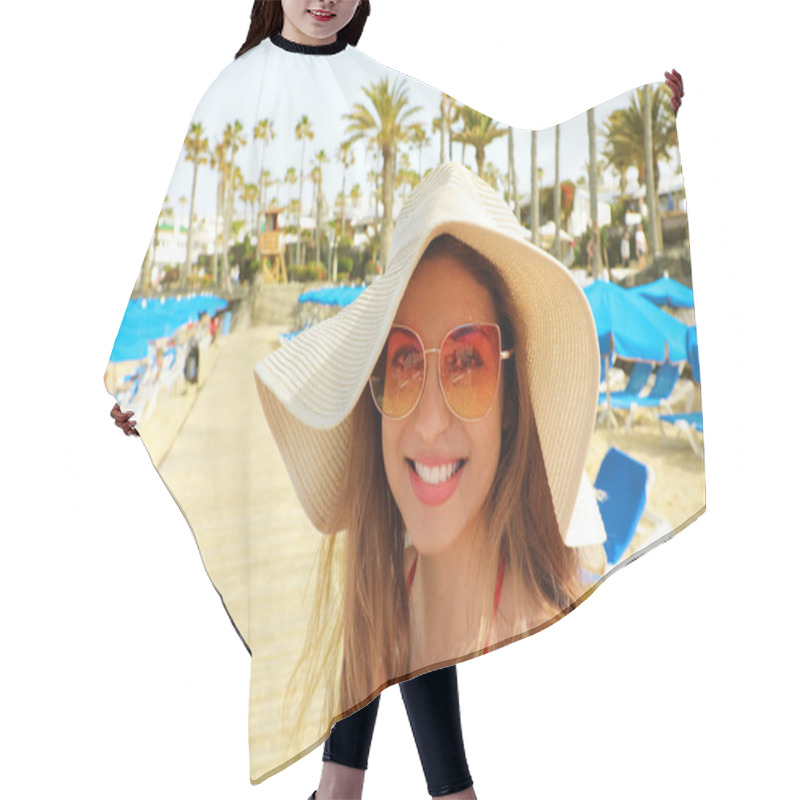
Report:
104,34,704,784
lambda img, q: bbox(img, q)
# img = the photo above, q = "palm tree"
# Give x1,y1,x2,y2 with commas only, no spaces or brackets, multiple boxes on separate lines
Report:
177,196,188,257
507,125,519,220
146,195,171,291
295,115,314,264
259,168,273,217
210,140,228,285
643,84,661,257
554,124,561,260
181,122,209,289
242,182,259,235
530,130,540,247
284,166,297,211
600,85,676,200
367,167,379,223
311,149,330,269
344,77,422,270
348,182,362,231
408,122,429,179
450,107,507,179
220,121,246,291
587,107,601,278
483,162,500,191
254,117,275,223
337,140,355,237
397,151,416,197
438,93,447,163
433,93,461,163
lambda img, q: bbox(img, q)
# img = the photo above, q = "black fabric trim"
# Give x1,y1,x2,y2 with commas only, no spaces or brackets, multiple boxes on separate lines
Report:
269,32,347,55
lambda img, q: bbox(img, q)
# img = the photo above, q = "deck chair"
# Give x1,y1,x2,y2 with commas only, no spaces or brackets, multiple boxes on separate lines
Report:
599,360,653,406
659,412,704,456
279,320,313,345
594,448,649,567
658,327,704,455
611,361,683,432
595,448,673,568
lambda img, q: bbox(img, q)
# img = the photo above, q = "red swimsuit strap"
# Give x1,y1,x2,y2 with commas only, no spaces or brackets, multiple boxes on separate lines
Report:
406,553,506,652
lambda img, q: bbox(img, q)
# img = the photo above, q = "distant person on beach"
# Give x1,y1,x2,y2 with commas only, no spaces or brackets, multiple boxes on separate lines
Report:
621,231,631,268
635,224,647,268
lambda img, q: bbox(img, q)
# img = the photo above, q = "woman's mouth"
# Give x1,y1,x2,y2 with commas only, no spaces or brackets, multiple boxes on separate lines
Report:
406,458,466,505
308,9,335,22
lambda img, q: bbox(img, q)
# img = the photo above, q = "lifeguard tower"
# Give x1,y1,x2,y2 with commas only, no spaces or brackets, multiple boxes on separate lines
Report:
259,207,287,283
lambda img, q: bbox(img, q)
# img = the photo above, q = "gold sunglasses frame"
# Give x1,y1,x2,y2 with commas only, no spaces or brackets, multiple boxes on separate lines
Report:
369,322,515,422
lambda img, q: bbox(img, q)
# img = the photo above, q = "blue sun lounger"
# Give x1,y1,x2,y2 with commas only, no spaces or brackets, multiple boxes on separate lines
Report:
658,412,703,456
658,327,703,456
598,360,653,406
594,447,673,568
610,361,683,432
594,447,649,566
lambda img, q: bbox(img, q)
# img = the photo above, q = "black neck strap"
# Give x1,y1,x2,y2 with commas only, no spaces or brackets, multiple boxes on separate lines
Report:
270,33,347,55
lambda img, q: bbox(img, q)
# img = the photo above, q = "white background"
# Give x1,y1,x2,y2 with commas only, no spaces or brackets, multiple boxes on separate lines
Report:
1,1,796,798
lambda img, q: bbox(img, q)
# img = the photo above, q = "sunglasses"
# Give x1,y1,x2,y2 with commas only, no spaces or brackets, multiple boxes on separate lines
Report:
369,323,514,421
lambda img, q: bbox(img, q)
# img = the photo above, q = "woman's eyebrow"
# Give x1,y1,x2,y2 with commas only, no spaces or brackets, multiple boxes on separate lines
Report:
449,326,490,343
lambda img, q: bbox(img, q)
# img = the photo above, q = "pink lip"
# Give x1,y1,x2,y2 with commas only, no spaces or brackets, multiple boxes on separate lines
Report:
308,10,335,20
407,458,465,506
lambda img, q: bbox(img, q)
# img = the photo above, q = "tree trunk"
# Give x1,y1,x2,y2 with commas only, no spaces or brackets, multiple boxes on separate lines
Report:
508,127,519,220
212,176,222,286
530,130,539,246
296,139,307,265
379,144,395,271
643,85,660,259
139,237,153,295
315,177,322,271
554,124,561,261
221,171,233,292
440,93,446,165
587,107,601,278
182,161,199,290
340,164,347,238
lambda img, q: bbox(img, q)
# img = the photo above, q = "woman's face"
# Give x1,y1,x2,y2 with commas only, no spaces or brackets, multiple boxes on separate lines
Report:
382,253,505,557
280,0,361,46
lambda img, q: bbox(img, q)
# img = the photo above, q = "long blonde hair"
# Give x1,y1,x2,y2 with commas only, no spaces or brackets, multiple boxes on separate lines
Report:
286,234,585,734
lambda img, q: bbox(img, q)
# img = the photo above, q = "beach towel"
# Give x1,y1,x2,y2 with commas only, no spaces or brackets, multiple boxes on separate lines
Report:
104,33,704,783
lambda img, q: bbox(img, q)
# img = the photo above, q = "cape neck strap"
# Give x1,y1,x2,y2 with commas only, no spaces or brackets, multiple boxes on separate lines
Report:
269,33,347,55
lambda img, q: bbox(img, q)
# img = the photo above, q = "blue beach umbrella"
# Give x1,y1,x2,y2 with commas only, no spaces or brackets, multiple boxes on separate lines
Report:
630,274,694,309
584,280,689,364
109,293,228,362
298,285,365,307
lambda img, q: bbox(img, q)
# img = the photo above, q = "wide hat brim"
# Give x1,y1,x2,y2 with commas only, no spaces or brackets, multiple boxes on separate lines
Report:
255,163,601,544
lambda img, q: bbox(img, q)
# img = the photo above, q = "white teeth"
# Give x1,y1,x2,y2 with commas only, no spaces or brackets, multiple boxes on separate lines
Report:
413,460,462,485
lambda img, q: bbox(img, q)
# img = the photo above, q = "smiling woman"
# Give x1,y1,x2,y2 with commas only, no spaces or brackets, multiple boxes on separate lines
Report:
281,0,363,46
254,160,604,717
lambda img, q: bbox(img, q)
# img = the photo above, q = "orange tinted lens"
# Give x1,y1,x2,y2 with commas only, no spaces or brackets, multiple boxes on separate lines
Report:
370,327,425,418
440,325,501,419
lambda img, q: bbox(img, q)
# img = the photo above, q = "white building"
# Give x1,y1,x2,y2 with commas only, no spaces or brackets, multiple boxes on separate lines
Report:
151,216,216,269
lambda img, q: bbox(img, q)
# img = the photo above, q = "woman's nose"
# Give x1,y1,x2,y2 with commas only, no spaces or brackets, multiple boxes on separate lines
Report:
413,353,451,439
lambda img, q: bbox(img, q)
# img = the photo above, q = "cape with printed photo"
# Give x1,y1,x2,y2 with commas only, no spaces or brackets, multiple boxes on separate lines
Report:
104,33,704,783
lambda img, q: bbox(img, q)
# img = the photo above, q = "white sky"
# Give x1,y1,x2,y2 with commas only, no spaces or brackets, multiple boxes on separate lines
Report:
160,42,680,222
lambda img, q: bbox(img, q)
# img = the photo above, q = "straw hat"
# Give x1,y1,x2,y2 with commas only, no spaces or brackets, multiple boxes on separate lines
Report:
254,162,603,545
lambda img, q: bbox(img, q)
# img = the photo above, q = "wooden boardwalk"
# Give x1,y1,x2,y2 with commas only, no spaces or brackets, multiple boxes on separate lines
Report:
156,323,329,779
